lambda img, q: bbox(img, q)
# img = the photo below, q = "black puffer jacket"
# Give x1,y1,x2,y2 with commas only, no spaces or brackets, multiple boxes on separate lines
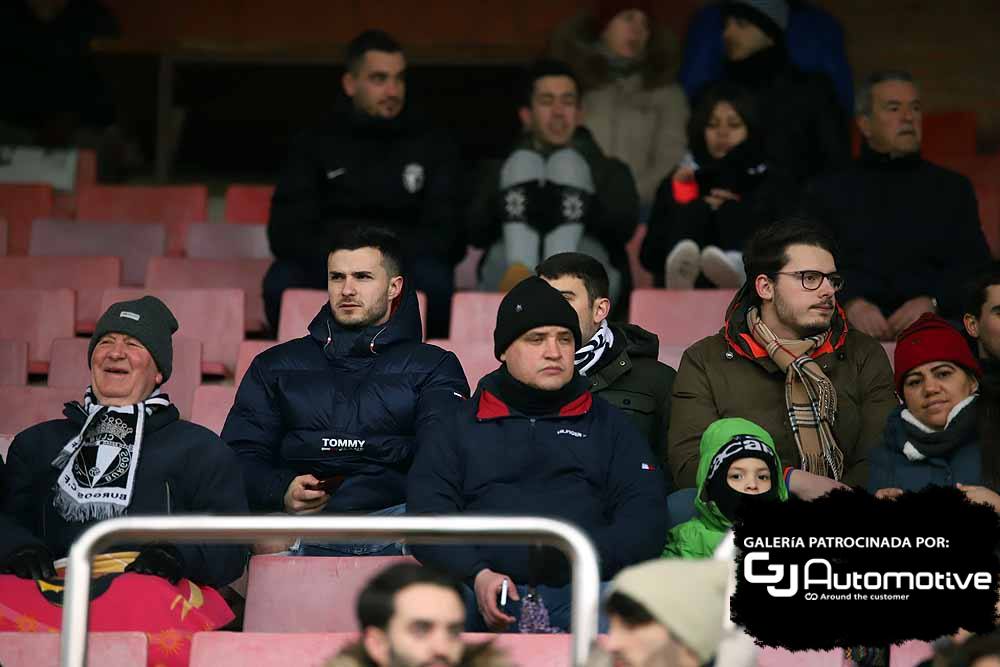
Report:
222,285,469,513
0,404,247,588
268,104,466,264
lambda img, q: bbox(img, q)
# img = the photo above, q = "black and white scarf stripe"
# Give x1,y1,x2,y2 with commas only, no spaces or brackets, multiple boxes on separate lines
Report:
575,320,614,377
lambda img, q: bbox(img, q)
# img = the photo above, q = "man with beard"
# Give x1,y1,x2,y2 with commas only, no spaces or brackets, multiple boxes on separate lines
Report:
805,71,991,341
536,252,676,474
325,563,511,667
965,271,1000,363
223,226,468,556
667,218,897,498
408,277,666,633
467,59,639,304
264,29,463,338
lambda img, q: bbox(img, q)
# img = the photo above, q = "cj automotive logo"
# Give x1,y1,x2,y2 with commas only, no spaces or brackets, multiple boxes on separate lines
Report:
744,550,992,601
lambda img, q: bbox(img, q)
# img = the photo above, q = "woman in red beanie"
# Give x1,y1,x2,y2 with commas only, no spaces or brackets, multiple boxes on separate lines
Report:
868,313,1000,510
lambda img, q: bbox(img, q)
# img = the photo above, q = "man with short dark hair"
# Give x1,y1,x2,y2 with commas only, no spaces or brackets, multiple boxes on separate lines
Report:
225,227,468,556
598,559,731,667
326,563,510,667
805,70,991,341
409,277,667,632
537,252,676,469
667,218,897,499
965,270,1000,362
265,29,464,338
468,59,639,303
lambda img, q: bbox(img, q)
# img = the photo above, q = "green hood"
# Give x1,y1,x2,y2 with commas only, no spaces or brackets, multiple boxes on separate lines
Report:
664,418,787,559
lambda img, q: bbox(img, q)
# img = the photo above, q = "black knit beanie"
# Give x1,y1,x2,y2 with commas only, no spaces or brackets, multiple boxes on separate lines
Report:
493,277,582,360
88,296,179,381
723,0,789,43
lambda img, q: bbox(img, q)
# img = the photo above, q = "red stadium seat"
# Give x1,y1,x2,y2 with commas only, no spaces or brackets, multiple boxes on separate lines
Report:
0,386,83,435
30,219,167,286
454,245,484,291
101,288,244,377
629,289,734,347
0,256,121,333
0,288,75,374
449,292,504,340
236,340,278,386
627,224,655,289
933,154,1000,185
890,641,934,666
76,184,209,256
48,337,203,419
186,223,271,259
0,339,28,386
52,148,99,218
759,646,846,667
0,433,13,461
190,385,236,435
146,257,270,333
0,632,147,667
224,184,275,224
921,111,978,161
0,183,54,256
426,339,497,390
0,218,7,256
189,632,571,667
658,344,686,369
277,289,427,342
243,555,418,632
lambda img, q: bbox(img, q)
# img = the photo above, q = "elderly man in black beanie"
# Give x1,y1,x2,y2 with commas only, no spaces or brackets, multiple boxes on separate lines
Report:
0,296,248,587
408,277,668,633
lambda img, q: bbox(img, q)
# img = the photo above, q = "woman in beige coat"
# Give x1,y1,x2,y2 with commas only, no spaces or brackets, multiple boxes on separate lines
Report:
550,1,689,208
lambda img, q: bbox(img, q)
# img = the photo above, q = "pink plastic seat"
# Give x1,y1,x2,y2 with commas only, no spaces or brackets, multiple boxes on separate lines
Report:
0,218,7,255
243,555,418,632
277,289,427,342
190,385,236,435
0,339,28,386
186,223,271,259
629,289,735,347
146,257,270,333
0,183,54,256
657,344,686,370
758,647,848,667
189,632,570,667
449,292,505,340
52,148,98,218
627,224,654,289
76,184,208,256
890,640,934,666
236,340,277,386
426,339,497,390
0,256,121,333
0,433,13,461
224,184,275,224
0,287,75,374
0,385,83,434
453,245,484,291
0,632,147,667
881,342,896,370
101,288,244,377
48,336,203,419
30,219,167,286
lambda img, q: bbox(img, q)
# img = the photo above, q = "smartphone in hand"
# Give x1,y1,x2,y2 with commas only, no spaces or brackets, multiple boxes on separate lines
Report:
311,476,344,494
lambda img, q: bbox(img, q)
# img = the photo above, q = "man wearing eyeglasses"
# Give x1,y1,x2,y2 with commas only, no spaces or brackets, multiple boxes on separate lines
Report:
667,218,898,500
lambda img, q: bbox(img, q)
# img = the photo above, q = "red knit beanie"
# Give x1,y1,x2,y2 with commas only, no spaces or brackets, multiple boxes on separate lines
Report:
893,313,982,394
595,0,654,33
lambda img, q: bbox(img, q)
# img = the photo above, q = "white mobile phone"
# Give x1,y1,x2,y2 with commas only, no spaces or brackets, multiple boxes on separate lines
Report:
500,579,509,608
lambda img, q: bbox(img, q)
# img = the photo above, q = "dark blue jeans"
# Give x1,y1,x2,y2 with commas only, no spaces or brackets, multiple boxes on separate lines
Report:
289,503,408,556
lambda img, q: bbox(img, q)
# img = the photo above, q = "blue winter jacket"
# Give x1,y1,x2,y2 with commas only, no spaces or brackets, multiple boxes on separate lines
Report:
868,405,983,494
222,286,469,513
408,370,669,585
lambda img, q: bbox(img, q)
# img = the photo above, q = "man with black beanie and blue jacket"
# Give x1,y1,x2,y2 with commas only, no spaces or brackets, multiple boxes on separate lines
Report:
408,277,668,633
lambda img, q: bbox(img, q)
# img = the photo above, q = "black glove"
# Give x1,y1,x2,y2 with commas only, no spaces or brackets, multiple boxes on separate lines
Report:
125,545,185,584
4,544,57,580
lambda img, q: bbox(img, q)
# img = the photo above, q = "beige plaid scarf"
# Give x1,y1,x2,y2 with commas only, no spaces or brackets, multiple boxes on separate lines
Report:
747,307,844,480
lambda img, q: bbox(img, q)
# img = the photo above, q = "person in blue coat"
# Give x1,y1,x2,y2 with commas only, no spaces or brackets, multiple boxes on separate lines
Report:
869,314,993,504
408,277,668,633
223,226,469,556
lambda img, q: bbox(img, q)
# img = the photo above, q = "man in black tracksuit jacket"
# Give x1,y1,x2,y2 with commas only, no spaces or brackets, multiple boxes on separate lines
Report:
408,277,668,633
264,30,464,338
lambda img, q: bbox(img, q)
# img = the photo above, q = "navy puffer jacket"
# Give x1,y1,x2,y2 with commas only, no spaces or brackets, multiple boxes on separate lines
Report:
222,286,469,512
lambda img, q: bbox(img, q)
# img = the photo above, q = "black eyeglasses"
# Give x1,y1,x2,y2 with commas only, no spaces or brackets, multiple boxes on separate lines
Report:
771,270,845,291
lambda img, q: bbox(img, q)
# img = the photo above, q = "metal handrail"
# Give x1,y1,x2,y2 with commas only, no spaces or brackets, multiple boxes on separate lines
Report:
61,515,601,667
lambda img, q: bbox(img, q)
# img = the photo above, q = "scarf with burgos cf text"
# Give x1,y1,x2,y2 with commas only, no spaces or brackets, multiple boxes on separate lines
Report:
747,307,844,480
51,386,172,522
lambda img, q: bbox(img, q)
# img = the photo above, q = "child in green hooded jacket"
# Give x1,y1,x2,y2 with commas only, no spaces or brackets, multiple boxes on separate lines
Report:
663,417,788,558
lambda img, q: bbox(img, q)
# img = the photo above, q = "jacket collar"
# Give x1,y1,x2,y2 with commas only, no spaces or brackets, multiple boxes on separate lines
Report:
307,284,423,358
475,388,593,421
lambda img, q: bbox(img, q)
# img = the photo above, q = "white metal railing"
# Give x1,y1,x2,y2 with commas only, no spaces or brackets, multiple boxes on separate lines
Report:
60,515,601,666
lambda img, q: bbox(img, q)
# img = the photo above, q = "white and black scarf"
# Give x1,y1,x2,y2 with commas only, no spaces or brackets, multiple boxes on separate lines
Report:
51,387,171,523
574,320,615,377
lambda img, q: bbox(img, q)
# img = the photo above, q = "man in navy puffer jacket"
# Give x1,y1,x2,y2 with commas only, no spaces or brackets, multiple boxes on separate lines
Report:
408,277,668,632
223,226,469,555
